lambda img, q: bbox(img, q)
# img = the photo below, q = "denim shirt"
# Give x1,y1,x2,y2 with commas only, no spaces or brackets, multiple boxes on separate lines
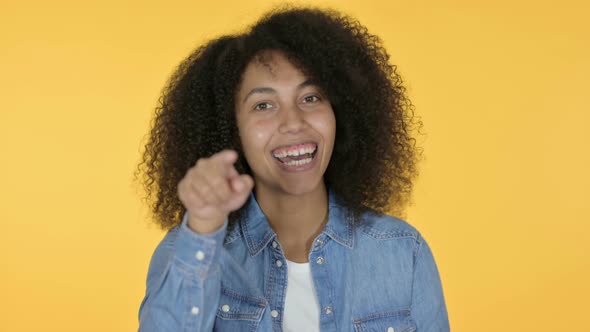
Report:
138,188,450,331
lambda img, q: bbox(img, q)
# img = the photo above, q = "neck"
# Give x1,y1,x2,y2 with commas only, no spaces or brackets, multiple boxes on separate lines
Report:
254,182,329,262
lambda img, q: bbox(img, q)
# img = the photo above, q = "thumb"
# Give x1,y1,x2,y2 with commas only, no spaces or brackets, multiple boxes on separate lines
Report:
224,175,254,212
240,174,254,190
232,174,254,193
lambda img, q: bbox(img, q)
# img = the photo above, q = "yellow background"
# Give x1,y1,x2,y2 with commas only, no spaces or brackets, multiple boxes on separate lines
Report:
1,0,588,331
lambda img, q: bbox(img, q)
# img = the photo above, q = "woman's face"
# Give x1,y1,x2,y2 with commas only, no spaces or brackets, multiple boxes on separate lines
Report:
235,50,336,196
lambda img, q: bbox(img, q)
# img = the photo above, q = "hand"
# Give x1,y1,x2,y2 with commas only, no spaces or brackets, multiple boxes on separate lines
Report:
177,149,254,234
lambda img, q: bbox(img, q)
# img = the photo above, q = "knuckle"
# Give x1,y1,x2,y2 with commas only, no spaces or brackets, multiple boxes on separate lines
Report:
193,182,207,196
177,181,185,196
189,179,204,194
209,177,225,189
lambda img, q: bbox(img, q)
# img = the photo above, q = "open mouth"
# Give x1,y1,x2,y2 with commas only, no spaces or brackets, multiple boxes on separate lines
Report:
271,142,318,167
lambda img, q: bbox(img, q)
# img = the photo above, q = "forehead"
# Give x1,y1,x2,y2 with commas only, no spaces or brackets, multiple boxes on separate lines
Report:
240,50,306,85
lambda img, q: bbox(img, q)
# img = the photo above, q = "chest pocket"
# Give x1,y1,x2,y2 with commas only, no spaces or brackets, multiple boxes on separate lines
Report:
353,309,417,332
214,286,267,332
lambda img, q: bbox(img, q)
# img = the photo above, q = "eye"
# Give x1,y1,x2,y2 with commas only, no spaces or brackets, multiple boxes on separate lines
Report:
254,102,273,111
302,95,321,103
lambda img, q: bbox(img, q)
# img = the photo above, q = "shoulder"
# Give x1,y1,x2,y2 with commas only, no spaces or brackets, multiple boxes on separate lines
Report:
355,209,421,242
141,226,182,290
148,226,180,267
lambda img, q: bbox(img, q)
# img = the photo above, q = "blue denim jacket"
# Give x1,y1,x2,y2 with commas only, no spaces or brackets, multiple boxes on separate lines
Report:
138,187,450,331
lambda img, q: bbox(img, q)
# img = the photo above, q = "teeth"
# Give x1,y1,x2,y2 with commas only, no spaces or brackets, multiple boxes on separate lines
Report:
284,157,313,166
272,145,317,158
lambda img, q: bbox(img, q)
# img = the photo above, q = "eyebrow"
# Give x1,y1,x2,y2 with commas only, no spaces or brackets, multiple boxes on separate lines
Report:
242,79,318,104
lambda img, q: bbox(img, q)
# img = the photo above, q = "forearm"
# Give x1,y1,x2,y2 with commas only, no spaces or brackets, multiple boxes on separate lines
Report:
138,211,228,331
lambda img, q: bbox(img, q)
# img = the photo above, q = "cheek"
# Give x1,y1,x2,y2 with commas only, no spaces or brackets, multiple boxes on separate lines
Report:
239,119,275,155
313,112,336,141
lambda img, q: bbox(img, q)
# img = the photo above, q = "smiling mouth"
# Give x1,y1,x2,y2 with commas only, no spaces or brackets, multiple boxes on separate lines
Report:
271,143,318,167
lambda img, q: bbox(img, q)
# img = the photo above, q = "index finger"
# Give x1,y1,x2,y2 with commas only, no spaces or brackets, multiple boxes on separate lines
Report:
211,149,238,176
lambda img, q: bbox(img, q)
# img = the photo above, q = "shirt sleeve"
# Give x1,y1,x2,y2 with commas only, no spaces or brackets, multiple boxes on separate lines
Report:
138,211,228,332
410,232,451,331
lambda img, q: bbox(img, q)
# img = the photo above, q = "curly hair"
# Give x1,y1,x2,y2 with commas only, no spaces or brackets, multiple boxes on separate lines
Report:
133,5,424,230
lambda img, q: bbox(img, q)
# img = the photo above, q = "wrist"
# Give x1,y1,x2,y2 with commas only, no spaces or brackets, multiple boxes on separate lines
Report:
187,215,226,234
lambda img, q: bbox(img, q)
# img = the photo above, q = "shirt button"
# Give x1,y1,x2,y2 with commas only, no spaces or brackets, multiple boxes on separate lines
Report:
191,306,200,315
316,239,323,246
324,306,332,315
195,250,205,261
276,260,283,267
316,256,324,265
272,241,278,248
387,327,395,332
271,309,279,318
221,304,230,312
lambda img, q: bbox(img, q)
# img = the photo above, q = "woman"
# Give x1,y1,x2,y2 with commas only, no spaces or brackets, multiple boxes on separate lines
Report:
136,6,449,332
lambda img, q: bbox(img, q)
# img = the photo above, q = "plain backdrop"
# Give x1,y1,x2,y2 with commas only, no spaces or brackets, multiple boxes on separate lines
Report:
1,0,588,330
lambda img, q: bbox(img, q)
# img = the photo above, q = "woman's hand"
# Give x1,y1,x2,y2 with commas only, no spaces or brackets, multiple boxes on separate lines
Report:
178,149,254,234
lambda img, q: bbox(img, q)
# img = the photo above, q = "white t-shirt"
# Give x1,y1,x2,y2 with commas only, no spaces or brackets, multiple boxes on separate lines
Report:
282,259,321,332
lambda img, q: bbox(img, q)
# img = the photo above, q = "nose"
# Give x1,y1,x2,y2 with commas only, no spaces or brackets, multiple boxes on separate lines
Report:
278,103,306,134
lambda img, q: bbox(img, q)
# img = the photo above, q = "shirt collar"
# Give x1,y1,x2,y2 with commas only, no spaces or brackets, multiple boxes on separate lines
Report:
239,186,355,257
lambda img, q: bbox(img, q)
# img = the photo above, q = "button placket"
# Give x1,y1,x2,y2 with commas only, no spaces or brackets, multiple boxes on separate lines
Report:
313,237,324,251
268,238,287,326
309,245,335,328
